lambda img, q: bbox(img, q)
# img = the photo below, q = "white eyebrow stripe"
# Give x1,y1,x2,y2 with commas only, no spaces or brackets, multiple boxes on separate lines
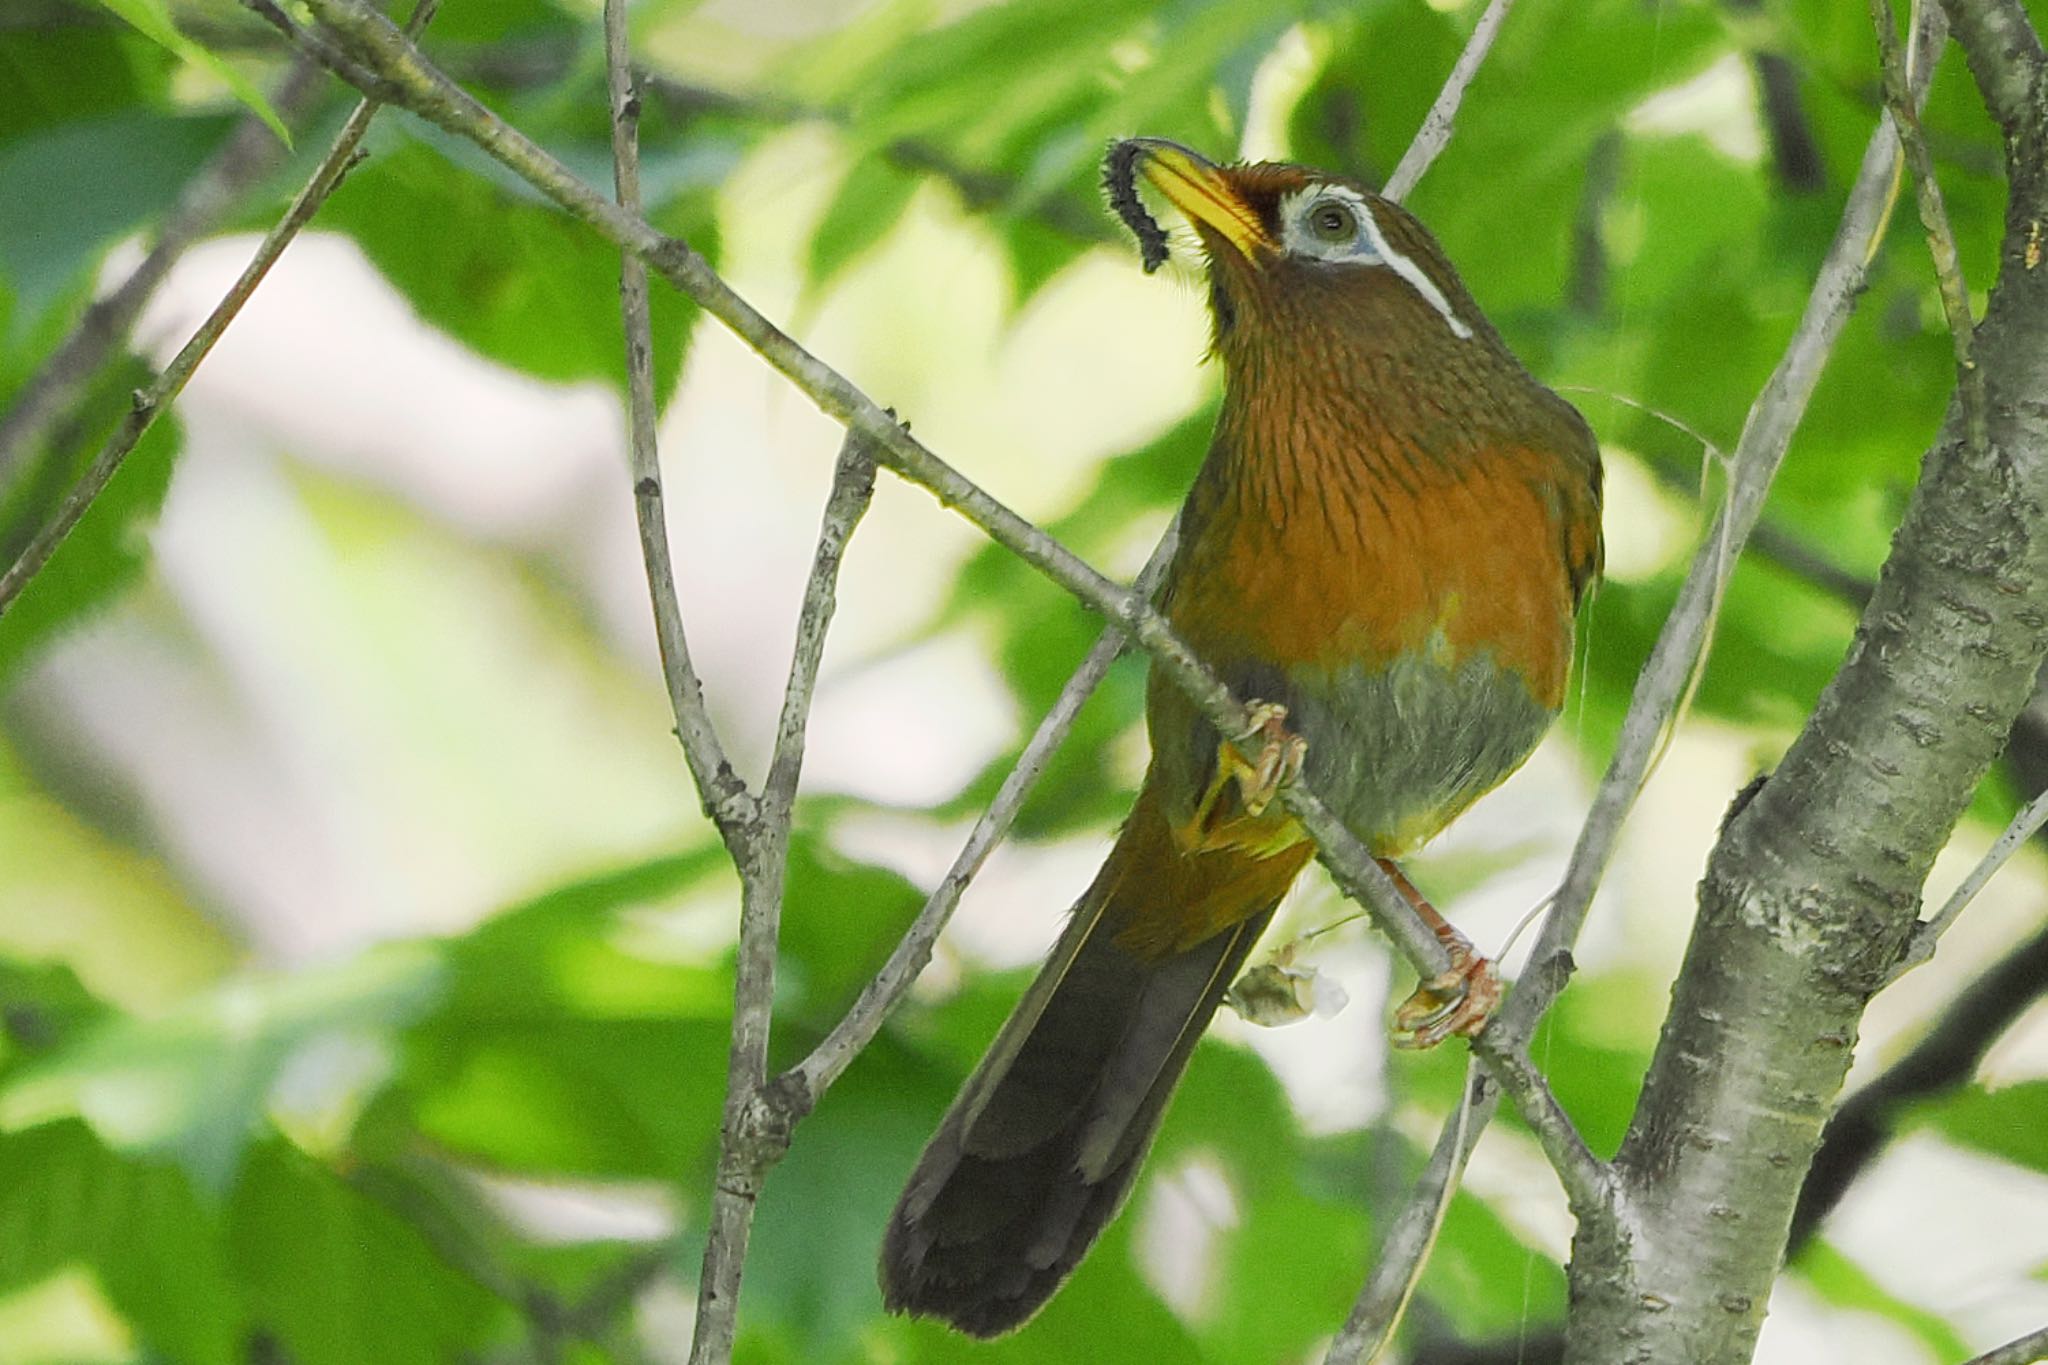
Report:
1281,184,1473,342
1358,206,1475,341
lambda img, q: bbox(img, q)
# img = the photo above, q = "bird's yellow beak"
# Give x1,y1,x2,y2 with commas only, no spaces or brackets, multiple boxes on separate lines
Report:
1126,139,1268,261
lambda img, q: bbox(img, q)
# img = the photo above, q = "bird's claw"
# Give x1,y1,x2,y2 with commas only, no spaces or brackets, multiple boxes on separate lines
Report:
1231,701,1306,818
1390,947,1500,1050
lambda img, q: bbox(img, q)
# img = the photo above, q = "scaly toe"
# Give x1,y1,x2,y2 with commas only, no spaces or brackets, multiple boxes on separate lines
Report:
1390,957,1501,1050
1233,701,1305,818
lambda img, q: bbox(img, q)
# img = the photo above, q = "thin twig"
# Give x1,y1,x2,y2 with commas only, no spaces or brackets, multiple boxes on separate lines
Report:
1478,1040,1611,1214
1963,1323,2048,1365
785,520,1179,1099
762,436,878,822
606,28,754,851
686,430,877,1365
1325,9,1952,1361
0,57,328,500
0,2,443,618
604,22,758,1351
1508,0,1950,1047
599,8,874,1361
1382,0,1515,203
1333,1071,1485,1365
687,435,875,1365
239,0,400,101
1873,0,1989,459
1895,782,2048,973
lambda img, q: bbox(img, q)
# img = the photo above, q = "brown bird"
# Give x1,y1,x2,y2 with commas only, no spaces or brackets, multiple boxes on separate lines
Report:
879,138,1603,1337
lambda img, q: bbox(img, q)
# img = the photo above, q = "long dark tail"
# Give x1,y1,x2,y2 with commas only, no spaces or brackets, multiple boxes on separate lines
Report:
878,787,1301,1336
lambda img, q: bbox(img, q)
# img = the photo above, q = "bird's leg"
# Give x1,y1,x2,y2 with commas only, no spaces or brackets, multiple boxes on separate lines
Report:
1225,701,1307,818
1383,860,1501,1050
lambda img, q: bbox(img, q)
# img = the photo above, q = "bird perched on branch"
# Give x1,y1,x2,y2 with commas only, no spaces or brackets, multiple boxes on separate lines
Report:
880,138,1603,1337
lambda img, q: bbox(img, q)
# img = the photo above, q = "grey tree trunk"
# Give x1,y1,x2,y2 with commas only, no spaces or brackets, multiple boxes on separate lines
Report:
1563,3,2048,1358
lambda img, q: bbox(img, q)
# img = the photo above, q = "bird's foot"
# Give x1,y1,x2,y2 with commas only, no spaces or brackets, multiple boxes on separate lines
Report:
1379,860,1499,1049
1391,945,1500,1049
1229,700,1306,818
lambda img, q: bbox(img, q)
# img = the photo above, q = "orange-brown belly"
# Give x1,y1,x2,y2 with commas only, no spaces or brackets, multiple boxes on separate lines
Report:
1149,456,1579,858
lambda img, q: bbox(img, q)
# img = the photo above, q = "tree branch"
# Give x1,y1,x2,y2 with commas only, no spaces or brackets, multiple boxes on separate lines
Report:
601,8,879,1358
602,13,760,1355
1900,781,2048,967
1574,0,2048,1353
239,0,401,100
606,34,754,853
1874,0,1989,459
1483,1040,1614,1218
762,436,877,824
1527,0,1948,1047
684,430,875,1365
1963,1322,2048,1365
1328,1069,1485,1365
783,522,1179,1101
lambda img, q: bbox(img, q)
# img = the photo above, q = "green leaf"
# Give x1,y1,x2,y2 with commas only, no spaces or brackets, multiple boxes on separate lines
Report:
320,139,710,402
229,1140,506,1365
998,212,1094,306
0,1120,242,1365
0,958,112,1083
1917,1081,2048,1172
741,1041,943,1358
407,1015,733,1177
0,943,445,1195
931,412,1207,835
420,0,578,45
1418,1183,1568,1341
0,21,171,141
806,156,922,289
389,852,736,1177
1169,1044,1372,1363
1515,983,1657,1159
0,394,181,686
1797,1238,1973,1362
0,111,231,333
432,850,732,1022
92,0,289,143
777,830,924,1036
0,1124,507,1365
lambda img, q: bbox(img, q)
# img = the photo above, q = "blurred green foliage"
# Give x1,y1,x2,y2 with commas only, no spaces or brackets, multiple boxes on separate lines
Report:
1,0,2043,1361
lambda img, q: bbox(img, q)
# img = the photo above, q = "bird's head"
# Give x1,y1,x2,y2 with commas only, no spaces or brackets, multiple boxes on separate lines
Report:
1106,138,1492,372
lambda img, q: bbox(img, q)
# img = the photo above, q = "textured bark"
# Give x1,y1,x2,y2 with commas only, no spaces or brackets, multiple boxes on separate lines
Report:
1563,11,2048,1358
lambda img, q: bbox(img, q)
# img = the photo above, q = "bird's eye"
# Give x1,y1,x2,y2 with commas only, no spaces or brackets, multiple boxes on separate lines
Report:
1308,201,1356,242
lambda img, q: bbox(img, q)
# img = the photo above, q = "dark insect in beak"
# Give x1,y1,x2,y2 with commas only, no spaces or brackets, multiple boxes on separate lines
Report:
1103,140,1170,274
